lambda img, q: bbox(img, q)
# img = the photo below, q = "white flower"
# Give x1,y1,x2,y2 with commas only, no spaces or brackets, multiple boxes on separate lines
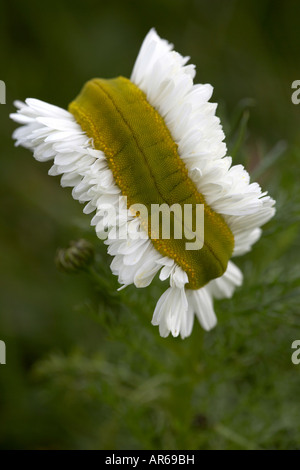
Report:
10,29,275,339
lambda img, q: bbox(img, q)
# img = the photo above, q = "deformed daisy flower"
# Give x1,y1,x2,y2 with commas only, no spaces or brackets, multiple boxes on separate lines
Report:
10,29,275,339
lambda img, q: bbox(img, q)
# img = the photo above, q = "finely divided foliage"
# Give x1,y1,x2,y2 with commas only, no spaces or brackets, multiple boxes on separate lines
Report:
10,29,275,339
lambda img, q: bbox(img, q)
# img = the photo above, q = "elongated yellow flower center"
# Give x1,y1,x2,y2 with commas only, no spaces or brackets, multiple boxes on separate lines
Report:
69,77,234,289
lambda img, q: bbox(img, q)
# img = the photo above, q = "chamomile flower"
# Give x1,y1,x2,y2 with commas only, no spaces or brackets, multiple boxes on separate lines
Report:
10,29,275,339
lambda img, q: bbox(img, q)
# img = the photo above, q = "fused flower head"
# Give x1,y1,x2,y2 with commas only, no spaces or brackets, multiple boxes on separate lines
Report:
10,29,275,339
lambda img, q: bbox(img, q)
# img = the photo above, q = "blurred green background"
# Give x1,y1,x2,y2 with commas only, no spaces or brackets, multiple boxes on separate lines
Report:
1,0,300,450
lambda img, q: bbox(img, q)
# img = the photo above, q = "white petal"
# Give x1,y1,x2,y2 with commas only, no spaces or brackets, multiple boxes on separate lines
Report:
190,288,217,331
134,256,161,287
152,286,189,338
170,265,188,288
208,261,243,300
